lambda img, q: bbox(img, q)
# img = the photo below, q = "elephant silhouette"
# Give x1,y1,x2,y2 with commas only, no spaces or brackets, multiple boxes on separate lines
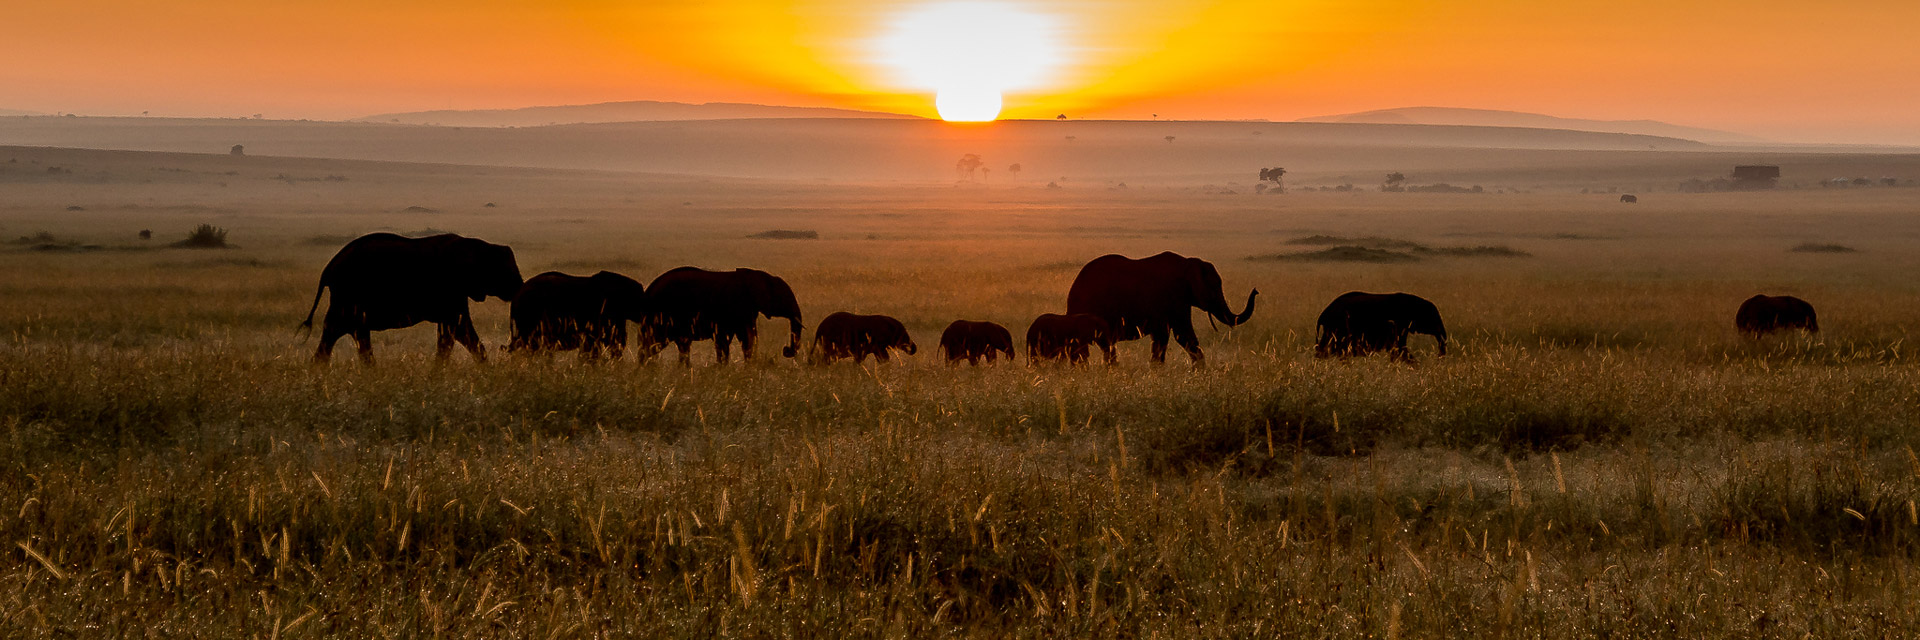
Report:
302,233,523,364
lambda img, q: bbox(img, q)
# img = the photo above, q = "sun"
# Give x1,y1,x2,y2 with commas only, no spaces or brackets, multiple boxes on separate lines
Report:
874,1,1064,122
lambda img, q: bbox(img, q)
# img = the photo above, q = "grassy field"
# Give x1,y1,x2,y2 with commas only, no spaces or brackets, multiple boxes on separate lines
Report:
4,146,1920,637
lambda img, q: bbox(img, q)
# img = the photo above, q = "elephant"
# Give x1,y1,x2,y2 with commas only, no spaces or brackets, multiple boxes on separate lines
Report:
1620,194,1638,204
301,232,523,364
812,312,916,363
939,320,1015,365
1026,313,1114,365
1315,292,1448,361
645,267,802,365
1065,252,1256,364
507,271,655,360
1736,295,1818,336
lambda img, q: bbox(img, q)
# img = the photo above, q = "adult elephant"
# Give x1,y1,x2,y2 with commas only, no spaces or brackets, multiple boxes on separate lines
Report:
646,267,802,365
508,271,654,360
1315,292,1448,360
301,232,523,363
1065,252,1257,364
1736,295,1818,336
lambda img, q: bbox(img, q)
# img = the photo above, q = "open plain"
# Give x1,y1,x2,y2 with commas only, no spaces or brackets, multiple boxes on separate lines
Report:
4,141,1920,637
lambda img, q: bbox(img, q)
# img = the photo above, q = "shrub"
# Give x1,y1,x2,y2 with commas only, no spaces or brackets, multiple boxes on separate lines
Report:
170,224,231,249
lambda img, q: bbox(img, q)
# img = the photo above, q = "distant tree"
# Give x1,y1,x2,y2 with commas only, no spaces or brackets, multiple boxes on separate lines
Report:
1008,163,1022,179
1164,136,1176,144
955,154,985,181
1056,114,1067,120
1258,167,1286,193
981,167,991,183
230,144,245,156
1383,172,1406,192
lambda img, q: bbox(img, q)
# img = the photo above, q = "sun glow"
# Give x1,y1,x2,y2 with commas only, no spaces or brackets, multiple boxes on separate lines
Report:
874,2,1064,121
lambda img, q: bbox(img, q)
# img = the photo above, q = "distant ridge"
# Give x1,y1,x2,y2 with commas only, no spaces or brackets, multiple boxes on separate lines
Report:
1299,106,1763,144
355,100,923,127
0,109,46,117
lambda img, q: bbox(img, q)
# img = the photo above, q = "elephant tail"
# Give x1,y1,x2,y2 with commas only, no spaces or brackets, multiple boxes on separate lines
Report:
298,282,327,337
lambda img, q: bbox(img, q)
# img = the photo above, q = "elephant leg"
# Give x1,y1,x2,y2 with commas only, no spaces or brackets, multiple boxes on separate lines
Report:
446,317,486,362
353,327,374,365
874,349,890,363
715,334,733,364
1173,324,1205,365
1148,328,1171,364
315,322,347,364
740,330,757,361
436,324,456,360
971,354,983,366
674,339,693,367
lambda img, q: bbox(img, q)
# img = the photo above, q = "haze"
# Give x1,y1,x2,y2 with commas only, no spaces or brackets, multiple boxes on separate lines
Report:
5,0,1918,144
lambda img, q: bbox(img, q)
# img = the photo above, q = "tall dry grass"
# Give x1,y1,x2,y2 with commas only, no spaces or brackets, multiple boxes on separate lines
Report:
2,169,1919,636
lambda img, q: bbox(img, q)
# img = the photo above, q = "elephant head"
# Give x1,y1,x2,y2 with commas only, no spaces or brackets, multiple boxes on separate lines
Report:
1403,296,1448,356
456,239,524,302
747,270,804,358
878,317,917,356
1185,258,1257,328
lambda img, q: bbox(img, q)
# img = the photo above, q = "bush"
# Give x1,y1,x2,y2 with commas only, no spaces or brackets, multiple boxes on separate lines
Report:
170,224,231,249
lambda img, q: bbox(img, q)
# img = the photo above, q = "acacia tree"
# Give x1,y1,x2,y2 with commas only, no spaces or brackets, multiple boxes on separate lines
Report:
1008,163,1022,180
1259,167,1286,193
956,154,985,181
1383,172,1407,192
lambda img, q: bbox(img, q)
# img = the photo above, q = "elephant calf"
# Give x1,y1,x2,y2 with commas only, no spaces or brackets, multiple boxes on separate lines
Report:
1736,295,1818,336
508,271,654,360
1315,292,1448,361
1026,313,1114,365
812,312,917,364
939,320,1014,365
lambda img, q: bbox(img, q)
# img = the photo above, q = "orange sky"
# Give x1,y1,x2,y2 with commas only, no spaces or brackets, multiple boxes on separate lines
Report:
4,0,1916,143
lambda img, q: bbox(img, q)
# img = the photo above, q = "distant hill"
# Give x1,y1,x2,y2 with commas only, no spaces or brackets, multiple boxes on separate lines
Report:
355,100,923,127
0,109,45,117
1299,107,1763,144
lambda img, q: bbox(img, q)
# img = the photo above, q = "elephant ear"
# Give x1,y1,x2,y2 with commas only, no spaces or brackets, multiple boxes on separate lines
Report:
453,239,489,302
1184,258,1213,304
747,271,774,314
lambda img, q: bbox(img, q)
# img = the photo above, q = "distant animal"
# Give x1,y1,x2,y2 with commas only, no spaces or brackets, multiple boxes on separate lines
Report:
1026,313,1114,365
1066,252,1256,364
812,312,916,364
1735,295,1818,336
646,267,802,365
508,271,653,360
1315,292,1448,360
939,320,1015,365
1620,194,1638,204
138,230,152,240
301,232,523,364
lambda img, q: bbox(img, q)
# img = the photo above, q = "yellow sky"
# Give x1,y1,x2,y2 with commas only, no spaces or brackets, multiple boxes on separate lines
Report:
3,0,1916,143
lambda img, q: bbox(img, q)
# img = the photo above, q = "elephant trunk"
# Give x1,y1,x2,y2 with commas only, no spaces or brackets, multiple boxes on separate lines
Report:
782,317,803,358
1209,289,1258,327
1434,330,1449,356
